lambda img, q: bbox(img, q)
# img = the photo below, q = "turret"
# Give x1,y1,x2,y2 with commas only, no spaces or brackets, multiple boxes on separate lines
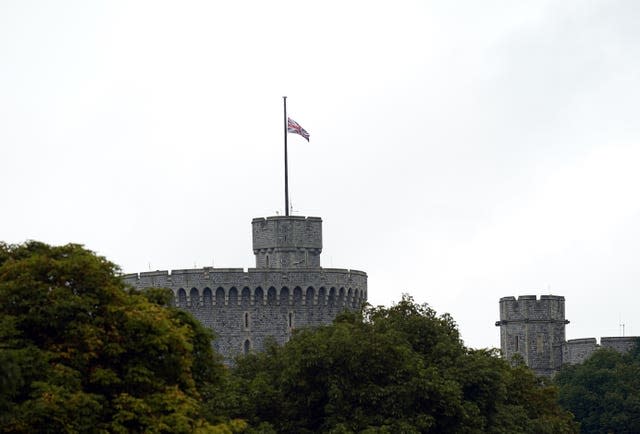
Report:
252,216,322,269
495,295,569,376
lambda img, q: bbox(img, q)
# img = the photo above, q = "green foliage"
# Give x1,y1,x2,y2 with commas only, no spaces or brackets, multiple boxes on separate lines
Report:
0,241,242,433
0,241,579,433
232,295,578,434
555,340,640,434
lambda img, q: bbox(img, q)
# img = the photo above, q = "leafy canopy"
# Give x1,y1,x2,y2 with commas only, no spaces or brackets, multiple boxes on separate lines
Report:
0,241,581,434
231,296,578,434
555,341,640,434
0,241,244,433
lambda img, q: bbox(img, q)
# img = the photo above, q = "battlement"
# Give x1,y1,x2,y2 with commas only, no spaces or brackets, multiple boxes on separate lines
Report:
252,216,323,268
123,266,367,295
123,267,367,279
566,338,597,344
498,294,567,323
252,215,322,224
499,294,566,302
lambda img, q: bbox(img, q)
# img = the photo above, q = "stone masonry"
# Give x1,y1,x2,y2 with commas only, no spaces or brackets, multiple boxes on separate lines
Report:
495,295,569,377
123,216,367,362
497,295,638,376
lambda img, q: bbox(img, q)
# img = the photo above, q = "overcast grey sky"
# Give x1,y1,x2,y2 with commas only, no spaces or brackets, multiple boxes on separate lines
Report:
2,0,639,349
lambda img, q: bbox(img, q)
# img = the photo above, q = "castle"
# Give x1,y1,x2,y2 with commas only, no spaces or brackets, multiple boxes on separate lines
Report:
123,215,367,361
123,215,636,372
496,295,638,376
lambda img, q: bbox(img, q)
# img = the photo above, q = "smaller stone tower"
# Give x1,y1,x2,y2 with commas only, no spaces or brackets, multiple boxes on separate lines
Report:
495,295,569,376
252,216,322,269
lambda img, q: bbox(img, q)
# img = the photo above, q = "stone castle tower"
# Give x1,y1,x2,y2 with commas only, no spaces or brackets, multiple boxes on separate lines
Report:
497,295,638,376
123,215,367,361
495,295,568,376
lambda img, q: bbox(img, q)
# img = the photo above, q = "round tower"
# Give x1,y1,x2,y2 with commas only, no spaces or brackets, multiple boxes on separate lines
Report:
495,295,569,376
123,215,366,363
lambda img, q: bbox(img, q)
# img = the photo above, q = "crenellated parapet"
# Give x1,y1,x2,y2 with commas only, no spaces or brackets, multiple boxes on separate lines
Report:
496,295,568,323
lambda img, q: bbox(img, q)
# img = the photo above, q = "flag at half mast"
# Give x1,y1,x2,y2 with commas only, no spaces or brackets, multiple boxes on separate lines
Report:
287,117,310,141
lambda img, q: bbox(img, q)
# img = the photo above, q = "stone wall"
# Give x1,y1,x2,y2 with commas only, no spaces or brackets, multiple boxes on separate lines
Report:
600,336,638,353
123,267,367,361
563,338,598,365
562,337,639,366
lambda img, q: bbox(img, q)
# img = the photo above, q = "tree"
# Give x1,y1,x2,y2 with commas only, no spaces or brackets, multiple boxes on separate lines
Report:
231,296,578,434
0,241,245,433
555,341,640,434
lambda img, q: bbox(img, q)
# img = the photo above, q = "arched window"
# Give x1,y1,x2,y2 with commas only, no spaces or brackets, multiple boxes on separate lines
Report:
254,287,264,305
266,255,270,268
293,287,302,305
306,287,315,305
228,287,238,306
318,287,326,306
189,288,199,307
267,287,277,305
244,312,250,330
241,287,251,306
215,287,225,306
178,288,187,306
244,339,251,355
328,287,336,306
288,312,294,328
203,288,213,306
280,287,290,305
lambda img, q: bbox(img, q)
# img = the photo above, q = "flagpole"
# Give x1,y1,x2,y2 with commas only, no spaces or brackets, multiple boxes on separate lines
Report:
283,96,289,217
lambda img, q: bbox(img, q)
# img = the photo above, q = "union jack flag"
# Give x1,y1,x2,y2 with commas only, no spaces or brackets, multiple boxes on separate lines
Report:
287,117,310,142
